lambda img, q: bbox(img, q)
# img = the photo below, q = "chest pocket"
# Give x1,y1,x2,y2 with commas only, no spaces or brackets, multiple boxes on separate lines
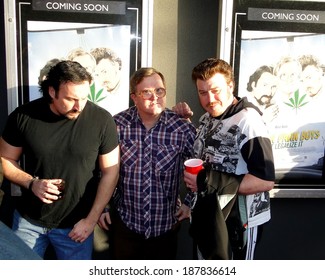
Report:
155,144,180,172
120,139,138,167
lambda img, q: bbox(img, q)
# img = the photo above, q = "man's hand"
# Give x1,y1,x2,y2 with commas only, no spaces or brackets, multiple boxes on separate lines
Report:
172,102,193,119
184,170,198,192
175,204,191,221
30,179,62,204
68,218,96,243
97,212,112,231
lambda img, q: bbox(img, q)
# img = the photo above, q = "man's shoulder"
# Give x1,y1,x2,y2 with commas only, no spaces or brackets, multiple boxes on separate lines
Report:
85,101,114,118
113,106,136,125
237,107,265,126
163,108,196,129
164,111,196,137
16,98,45,109
10,98,47,118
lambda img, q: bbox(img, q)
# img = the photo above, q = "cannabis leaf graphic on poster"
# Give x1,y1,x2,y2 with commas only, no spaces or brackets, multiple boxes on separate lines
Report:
284,90,308,114
88,83,106,104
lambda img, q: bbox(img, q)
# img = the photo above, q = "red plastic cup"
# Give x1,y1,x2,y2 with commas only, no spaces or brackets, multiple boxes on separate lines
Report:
184,159,203,174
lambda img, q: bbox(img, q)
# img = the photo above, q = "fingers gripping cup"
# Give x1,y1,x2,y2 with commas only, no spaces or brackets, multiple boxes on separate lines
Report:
184,159,204,174
56,180,65,199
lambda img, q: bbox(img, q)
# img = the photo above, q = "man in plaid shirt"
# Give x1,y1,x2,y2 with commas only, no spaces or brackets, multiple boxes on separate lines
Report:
99,67,196,259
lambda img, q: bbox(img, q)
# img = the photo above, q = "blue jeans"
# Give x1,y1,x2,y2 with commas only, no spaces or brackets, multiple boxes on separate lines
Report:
12,210,94,260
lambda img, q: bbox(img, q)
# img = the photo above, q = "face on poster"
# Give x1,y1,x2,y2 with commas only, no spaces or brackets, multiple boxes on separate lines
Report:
27,21,131,116
238,30,325,184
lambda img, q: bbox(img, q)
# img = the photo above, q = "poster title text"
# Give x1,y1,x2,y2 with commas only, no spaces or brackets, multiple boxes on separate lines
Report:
32,0,126,15
262,12,319,22
271,130,320,149
45,2,108,12
248,8,325,24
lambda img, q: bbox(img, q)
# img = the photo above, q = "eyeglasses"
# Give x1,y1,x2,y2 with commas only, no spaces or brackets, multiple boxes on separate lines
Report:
136,88,166,99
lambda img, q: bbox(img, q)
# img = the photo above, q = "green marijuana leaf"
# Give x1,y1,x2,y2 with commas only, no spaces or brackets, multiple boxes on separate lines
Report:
284,90,308,114
88,83,106,104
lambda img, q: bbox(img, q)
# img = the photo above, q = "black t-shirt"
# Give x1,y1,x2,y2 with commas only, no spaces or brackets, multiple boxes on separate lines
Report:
2,98,118,228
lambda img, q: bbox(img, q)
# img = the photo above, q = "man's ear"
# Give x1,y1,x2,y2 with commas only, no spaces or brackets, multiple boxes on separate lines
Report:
49,87,55,99
130,93,137,104
228,82,234,93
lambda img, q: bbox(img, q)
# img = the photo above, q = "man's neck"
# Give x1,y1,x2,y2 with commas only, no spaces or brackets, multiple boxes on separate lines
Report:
138,112,161,131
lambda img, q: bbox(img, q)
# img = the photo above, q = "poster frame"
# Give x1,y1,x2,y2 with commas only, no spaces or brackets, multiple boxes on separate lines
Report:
226,0,325,196
4,0,153,115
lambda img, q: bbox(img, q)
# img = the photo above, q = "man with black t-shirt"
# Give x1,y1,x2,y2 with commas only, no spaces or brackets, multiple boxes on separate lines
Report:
0,60,120,259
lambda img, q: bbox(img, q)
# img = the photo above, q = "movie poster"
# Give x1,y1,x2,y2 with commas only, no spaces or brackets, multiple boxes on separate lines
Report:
28,21,130,116
234,6,325,185
13,0,144,116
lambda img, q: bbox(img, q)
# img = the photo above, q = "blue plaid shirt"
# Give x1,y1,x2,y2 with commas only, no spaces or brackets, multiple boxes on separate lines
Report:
113,106,196,238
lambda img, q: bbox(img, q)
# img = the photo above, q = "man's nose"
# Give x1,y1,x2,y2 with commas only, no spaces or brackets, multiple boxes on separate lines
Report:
207,91,216,102
73,101,81,111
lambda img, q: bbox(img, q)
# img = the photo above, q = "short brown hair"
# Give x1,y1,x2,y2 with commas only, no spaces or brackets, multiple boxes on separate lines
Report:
192,58,235,87
130,67,166,94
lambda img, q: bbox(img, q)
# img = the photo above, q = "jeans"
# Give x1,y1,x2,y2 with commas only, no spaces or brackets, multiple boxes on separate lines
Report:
12,210,93,260
0,220,41,260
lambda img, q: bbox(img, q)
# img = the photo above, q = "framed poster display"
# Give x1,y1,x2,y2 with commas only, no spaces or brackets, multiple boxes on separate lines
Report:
230,0,325,190
4,0,152,116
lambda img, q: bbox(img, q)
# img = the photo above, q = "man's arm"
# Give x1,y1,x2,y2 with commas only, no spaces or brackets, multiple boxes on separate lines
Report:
238,173,274,195
68,145,120,242
0,137,31,189
0,137,63,203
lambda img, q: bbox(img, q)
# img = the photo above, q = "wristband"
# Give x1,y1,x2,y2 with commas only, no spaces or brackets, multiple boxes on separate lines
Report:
28,177,39,192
